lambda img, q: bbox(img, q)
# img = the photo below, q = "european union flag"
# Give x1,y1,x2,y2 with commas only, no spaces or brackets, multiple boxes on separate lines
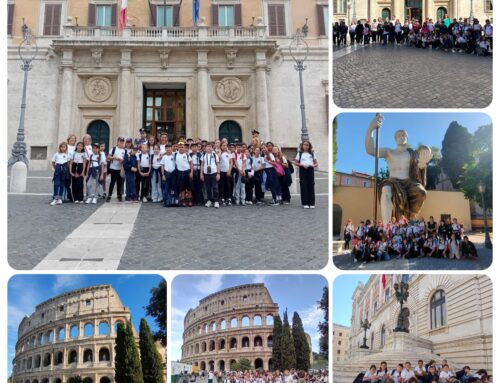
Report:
193,0,200,26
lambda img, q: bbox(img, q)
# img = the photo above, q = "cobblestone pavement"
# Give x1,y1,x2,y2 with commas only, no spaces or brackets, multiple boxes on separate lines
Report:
8,172,328,270
333,44,492,108
120,195,328,270
8,195,101,269
332,235,492,271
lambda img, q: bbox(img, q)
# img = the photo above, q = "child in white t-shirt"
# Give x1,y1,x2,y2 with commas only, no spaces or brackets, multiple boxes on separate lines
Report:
69,142,87,203
200,143,220,208
150,144,163,203
85,143,105,204
50,142,70,205
294,140,318,209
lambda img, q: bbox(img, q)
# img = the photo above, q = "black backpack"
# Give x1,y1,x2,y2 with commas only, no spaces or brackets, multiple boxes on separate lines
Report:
353,373,364,383
456,370,466,380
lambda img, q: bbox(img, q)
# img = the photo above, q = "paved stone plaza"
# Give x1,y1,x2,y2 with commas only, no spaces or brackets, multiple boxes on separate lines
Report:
332,234,493,270
332,45,492,108
8,172,328,270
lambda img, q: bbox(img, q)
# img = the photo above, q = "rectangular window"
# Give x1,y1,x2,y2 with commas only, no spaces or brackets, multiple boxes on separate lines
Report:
323,5,329,29
345,177,351,185
339,332,342,337
85,299,92,306
485,0,493,11
338,340,341,345
43,4,62,36
157,5,173,27
219,5,234,27
30,146,48,160
339,0,345,13
363,181,369,188
7,4,14,35
337,350,341,354
96,5,112,27
268,4,286,36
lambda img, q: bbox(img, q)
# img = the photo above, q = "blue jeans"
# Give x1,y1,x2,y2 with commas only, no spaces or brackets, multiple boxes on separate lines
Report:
162,171,175,206
265,167,281,202
125,171,137,200
53,163,69,200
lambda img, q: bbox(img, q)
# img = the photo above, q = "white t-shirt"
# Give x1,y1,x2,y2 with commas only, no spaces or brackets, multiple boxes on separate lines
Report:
401,369,415,382
52,152,69,164
138,152,151,168
88,152,106,168
161,154,176,173
71,152,86,164
251,156,265,171
439,371,454,380
151,154,162,169
109,147,126,170
159,144,167,155
219,151,232,172
175,152,192,172
235,153,247,171
363,372,377,381
191,152,202,170
84,144,93,160
99,152,108,166
67,144,76,158
296,151,316,167
264,152,275,169
202,152,219,174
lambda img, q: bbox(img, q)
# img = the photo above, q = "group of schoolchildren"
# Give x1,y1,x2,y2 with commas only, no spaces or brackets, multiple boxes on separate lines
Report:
357,360,491,383
192,369,328,383
50,129,318,209
342,215,479,263
333,16,493,56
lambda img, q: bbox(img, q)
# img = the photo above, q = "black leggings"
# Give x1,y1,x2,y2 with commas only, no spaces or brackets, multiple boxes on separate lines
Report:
71,163,84,201
108,169,123,198
299,167,315,206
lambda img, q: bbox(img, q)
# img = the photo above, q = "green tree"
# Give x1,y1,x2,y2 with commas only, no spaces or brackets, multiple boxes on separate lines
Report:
271,314,283,370
317,287,329,358
458,124,493,210
441,121,472,188
115,321,144,383
425,146,442,190
230,358,253,371
377,166,390,183
280,310,296,370
145,279,167,346
139,318,165,383
292,312,311,371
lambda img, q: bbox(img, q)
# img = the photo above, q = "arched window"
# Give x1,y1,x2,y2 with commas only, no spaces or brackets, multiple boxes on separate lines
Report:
84,323,94,337
220,319,227,330
83,349,93,362
230,338,237,349
211,322,217,332
70,325,79,338
436,7,447,21
242,336,250,348
43,352,51,367
68,350,78,364
219,339,226,350
99,321,110,335
230,318,237,328
241,316,250,327
253,315,262,326
380,326,386,348
430,290,446,329
266,315,274,325
267,335,273,347
209,340,215,351
381,8,391,21
57,327,65,341
56,351,63,365
254,336,263,347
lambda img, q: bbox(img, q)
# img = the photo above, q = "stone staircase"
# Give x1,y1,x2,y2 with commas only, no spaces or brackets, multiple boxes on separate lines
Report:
332,333,462,383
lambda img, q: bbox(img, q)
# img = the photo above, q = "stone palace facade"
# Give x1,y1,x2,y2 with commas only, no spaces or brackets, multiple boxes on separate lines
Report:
7,0,329,171
11,284,137,383
333,0,493,23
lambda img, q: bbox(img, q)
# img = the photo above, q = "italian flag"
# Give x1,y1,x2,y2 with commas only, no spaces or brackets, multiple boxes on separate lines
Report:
118,0,128,30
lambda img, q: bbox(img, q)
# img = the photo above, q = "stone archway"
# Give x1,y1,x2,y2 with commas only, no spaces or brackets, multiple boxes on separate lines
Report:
218,360,225,372
255,358,264,369
219,120,242,144
87,120,110,153
200,361,206,370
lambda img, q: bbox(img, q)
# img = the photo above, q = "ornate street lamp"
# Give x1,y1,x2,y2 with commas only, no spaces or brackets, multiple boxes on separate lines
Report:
359,317,371,349
289,28,310,142
8,22,38,192
393,280,410,333
478,182,492,249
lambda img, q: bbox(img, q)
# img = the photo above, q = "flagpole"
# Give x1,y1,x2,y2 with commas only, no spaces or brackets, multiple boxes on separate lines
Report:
373,113,381,223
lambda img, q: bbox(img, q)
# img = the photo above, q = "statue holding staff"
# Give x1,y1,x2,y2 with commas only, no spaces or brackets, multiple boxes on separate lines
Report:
365,114,433,224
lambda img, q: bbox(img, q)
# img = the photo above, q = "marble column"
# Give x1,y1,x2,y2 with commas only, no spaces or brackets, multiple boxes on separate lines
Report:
255,50,270,142
197,50,209,140
57,49,74,144
119,49,132,139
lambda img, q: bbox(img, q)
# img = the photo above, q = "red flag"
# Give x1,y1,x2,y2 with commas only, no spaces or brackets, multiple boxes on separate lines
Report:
382,274,386,289
118,0,128,30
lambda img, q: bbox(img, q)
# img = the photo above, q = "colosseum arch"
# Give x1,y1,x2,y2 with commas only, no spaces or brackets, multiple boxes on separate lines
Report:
201,341,207,352
70,324,79,338
41,379,49,383
84,348,93,362
209,340,216,351
208,360,215,371
36,333,43,345
34,355,41,368
100,378,111,383
242,336,250,347
266,315,274,325
195,344,200,353
57,327,65,341
220,319,226,330
218,360,225,371
254,336,263,347
32,380,39,383
68,349,78,364
43,352,51,367
45,330,54,344
84,323,94,336
255,358,264,369
253,315,262,326
55,351,63,365
219,338,226,350
26,356,32,369
200,361,206,370
230,337,237,348
114,319,125,333
242,316,250,327
99,321,110,336
230,318,237,328
211,322,217,331
267,335,273,347
54,379,62,383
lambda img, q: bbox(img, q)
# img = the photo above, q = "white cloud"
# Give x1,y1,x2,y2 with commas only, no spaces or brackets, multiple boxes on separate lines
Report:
194,275,223,295
52,274,86,292
300,304,324,328
252,275,269,284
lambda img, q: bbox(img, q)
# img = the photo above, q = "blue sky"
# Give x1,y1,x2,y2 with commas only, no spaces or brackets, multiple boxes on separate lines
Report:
332,275,370,327
170,275,327,361
7,274,164,376
335,113,492,175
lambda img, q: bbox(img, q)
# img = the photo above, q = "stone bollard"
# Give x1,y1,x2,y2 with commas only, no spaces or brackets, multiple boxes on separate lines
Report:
9,161,28,193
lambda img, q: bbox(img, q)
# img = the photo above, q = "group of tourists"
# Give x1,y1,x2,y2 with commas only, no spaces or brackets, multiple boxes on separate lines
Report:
356,360,491,383
342,215,479,263
50,129,318,209
332,16,493,56
191,368,328,383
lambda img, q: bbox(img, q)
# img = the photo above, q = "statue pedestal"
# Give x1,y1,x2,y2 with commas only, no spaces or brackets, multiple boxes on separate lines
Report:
9,161,27,193
384,331,433,353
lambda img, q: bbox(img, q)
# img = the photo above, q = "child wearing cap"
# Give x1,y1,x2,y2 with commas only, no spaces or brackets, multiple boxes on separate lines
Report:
200,143,220,208
106,137,126,202
69,141,87,203
160,144,177,207
150,144,163,203
85,143,105,204
123,145,138,202
137,143,151,202
218,141,233,206
175,143,194,207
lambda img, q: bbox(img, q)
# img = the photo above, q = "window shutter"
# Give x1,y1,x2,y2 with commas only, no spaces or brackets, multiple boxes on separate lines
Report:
111,3,117,27
150,4,157,26
212,4,219,26
7,4,14,35
88,3,96,26
52,4,62,35
276,4,286,36
43,4,53,36
317,5,325,36
234,4,242,26
173,4,180,26
268,4,277,35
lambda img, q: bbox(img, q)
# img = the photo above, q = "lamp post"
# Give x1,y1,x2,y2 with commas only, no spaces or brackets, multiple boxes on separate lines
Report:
469,0,474,23
478,182,492,249
352,0,357,22
359,318,371,349
8,22,38,193
289,28,310,143
393,280,410,333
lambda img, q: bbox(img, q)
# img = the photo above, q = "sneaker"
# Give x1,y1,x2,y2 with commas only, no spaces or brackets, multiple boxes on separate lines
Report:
247,201,253,205
214,202,220,209
303,205,310,209
85,198,92,204
284,201,290,205
57,199,63,205
142,197,147,203
74,200,79,204
117,196,123,202
92,198,97,204
106,196,111,202
310,205,315,209
227,201,232,206
50,199,57,206
205,201,212,208
271,201,280,206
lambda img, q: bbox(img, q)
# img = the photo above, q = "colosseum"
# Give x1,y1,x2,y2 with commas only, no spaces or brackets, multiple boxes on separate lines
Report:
11,284,135,383
180,283,283,372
